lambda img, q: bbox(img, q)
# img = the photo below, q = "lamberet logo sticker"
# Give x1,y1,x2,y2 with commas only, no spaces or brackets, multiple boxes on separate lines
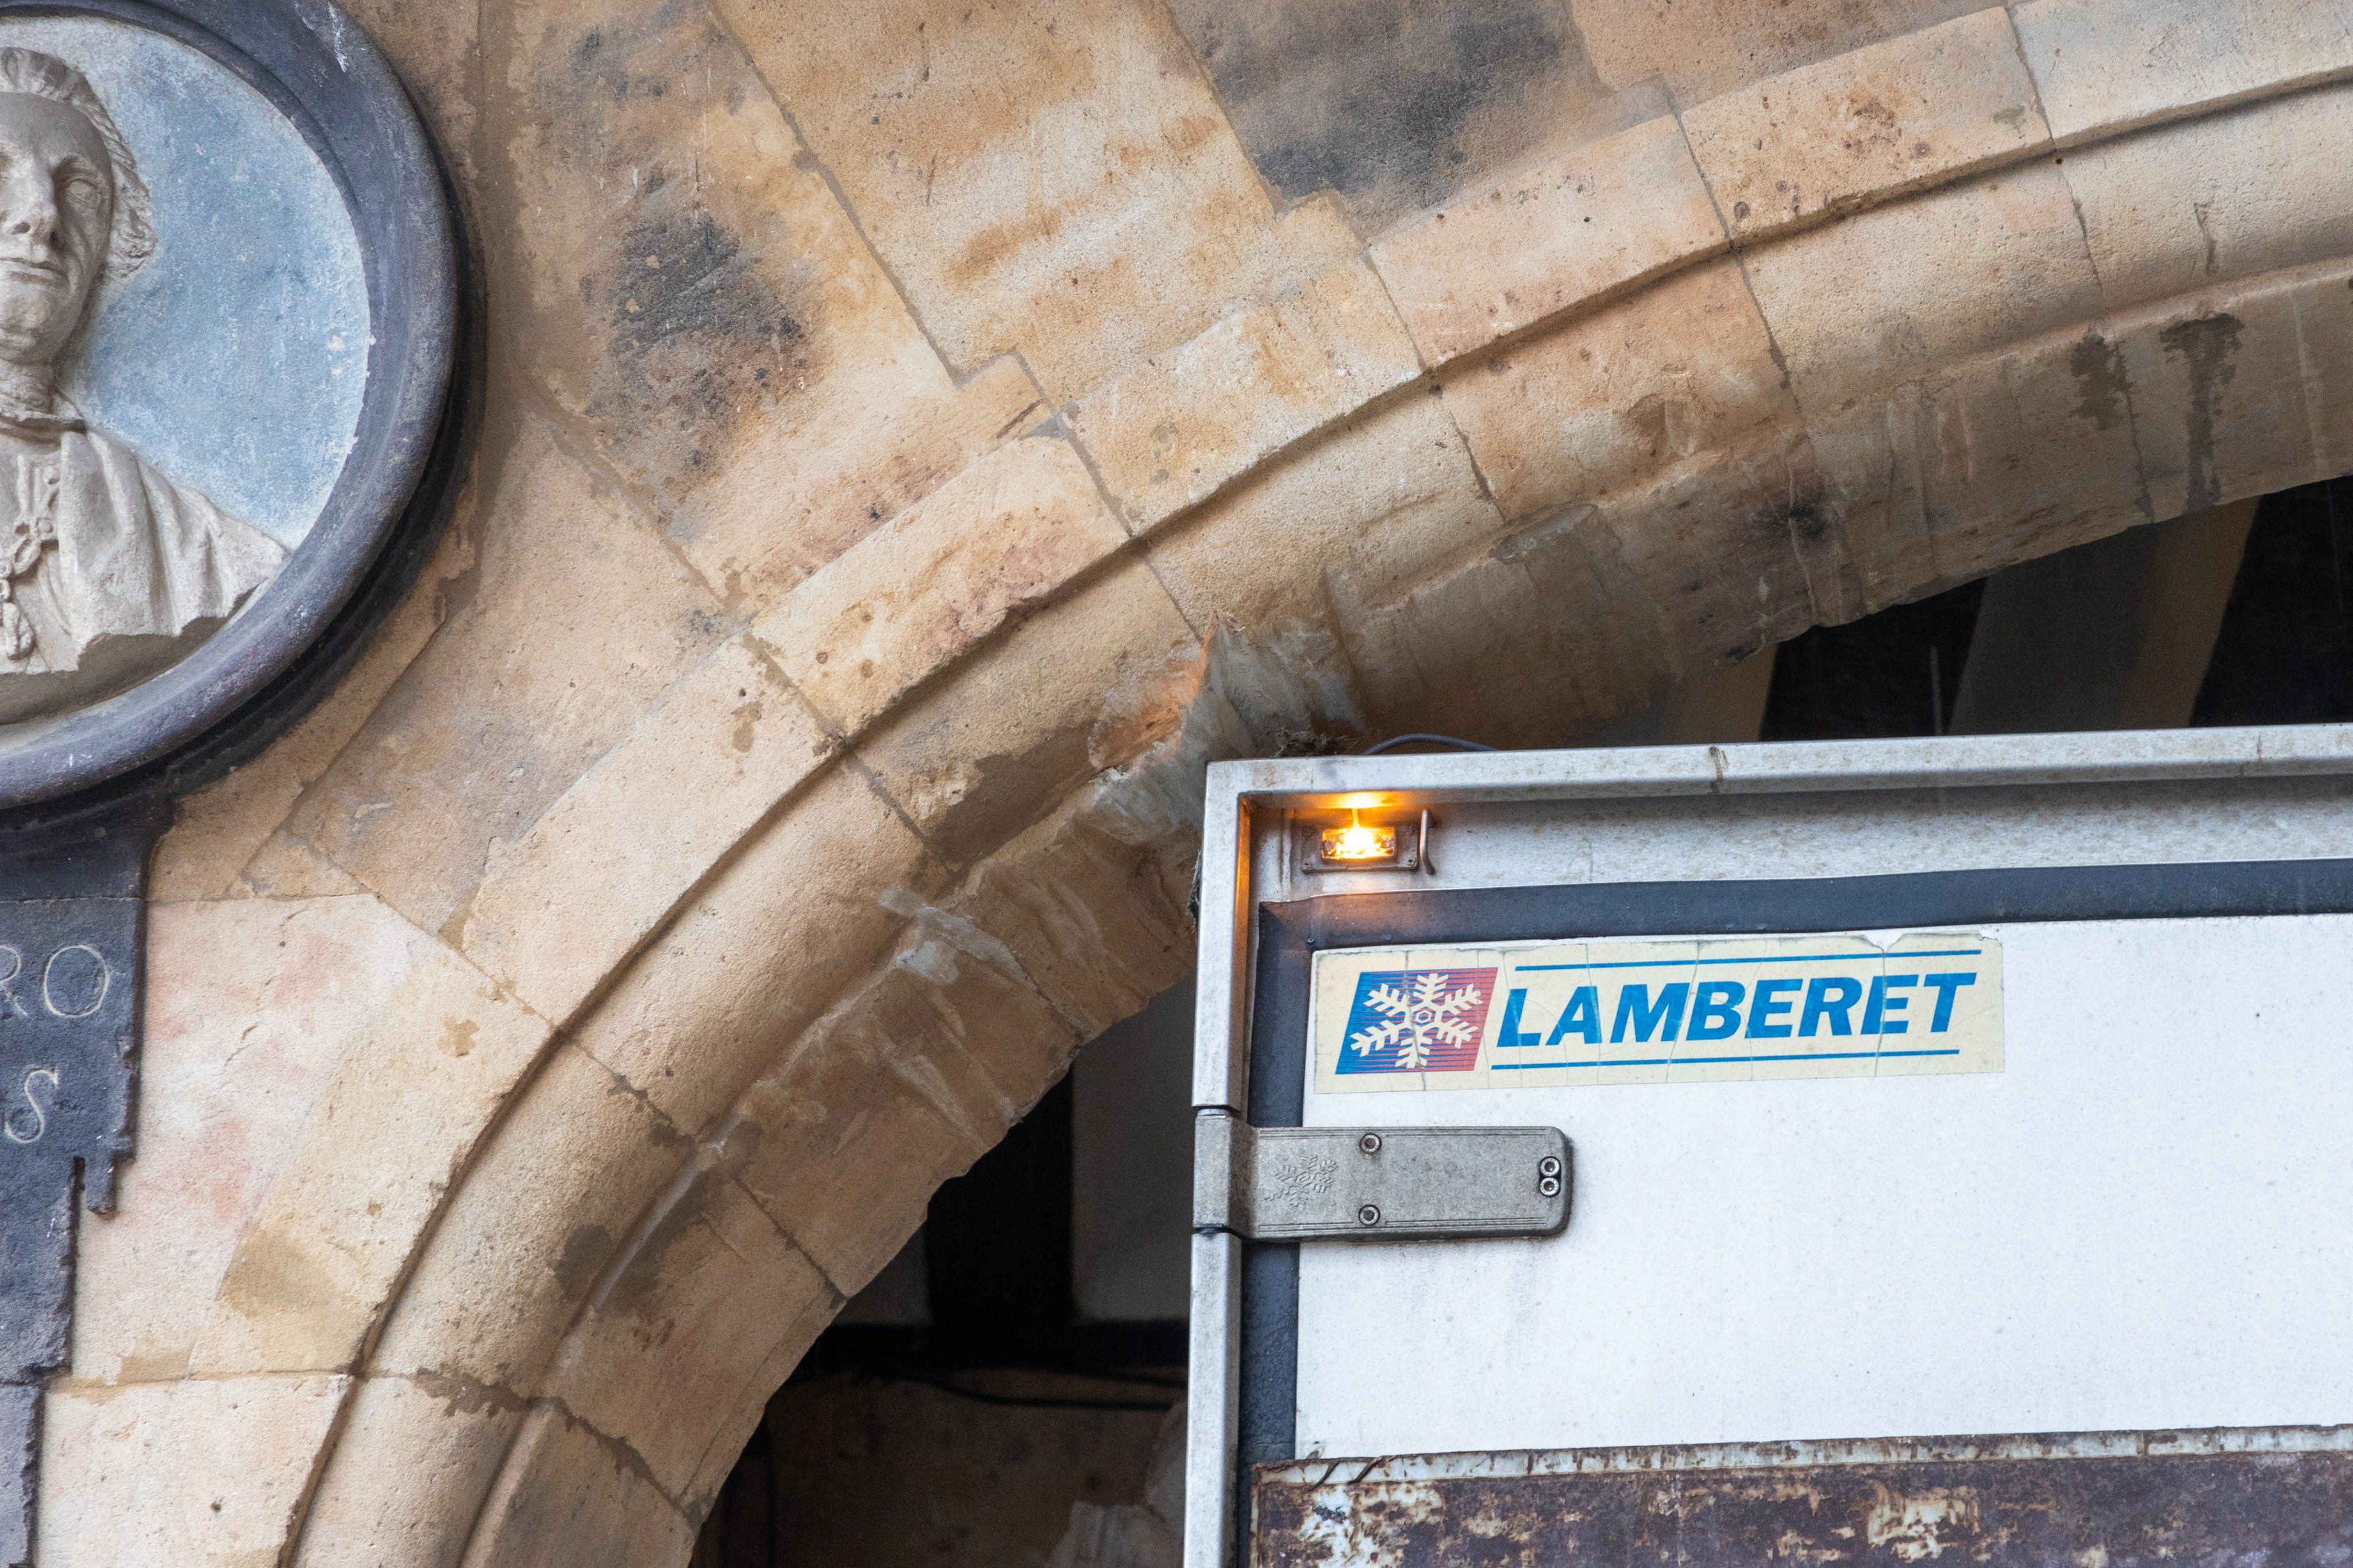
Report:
1337,968,1497,1074
1310,932,2003,1092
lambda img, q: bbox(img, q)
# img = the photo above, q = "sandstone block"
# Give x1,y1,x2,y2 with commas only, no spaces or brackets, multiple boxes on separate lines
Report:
459,636,838,1025
501,0,1073,623
1343,501,1677,743
539,1174,834,1501
1436,257,1793,523
712,0,1358,400
364,1042,693,1392
730,1032,989,1295
566,763,928,1138
833,909,1086,1148
1574,419,1868,655
678,1318,814,1517
500,0,908,530
1146,390,1503,643
292,1373,529,1568
150,503,480,904
188,935,550,1377
1577,0,1991,108
677,353,1051,613
71,898,432,1385
1368,114,1725,365
1742,161,2103,416
38,1373,346,1568
1067,260,1423,532
1356,416,1869,747
1804,323,2150,608
2062,81,2353,318
2013,0,2353,143
754,435,1129,736
855,557,1198,869
2107,261,2353,520
286,412,727,937
1685,9,2047,242
1168,0,1678,240
1139,385,1513,741
230,833,375,899
942,754,1205,1042
679,892,1100,1311
462,1403,696,1568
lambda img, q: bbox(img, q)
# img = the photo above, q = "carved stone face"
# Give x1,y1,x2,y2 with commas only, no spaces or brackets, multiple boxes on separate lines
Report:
0,93,110,371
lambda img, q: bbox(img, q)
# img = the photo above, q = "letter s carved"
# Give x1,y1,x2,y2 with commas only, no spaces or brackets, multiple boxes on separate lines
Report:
4,1065,56,1144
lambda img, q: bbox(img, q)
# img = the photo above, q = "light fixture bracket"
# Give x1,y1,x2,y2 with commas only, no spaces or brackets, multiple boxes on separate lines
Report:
1302,807,1434,873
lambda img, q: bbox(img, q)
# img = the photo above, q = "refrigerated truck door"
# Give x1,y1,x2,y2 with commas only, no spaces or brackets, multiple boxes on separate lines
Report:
1186,732,2353,1568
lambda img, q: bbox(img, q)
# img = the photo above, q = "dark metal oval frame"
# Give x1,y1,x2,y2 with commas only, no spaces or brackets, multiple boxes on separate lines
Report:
0,0,467,829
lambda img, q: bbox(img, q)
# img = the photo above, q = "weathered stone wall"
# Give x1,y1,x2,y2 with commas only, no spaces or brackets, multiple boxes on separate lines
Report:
37,0,2353,1561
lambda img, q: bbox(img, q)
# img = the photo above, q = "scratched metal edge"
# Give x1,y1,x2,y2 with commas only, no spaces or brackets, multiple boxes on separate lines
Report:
1256,1423,2353,1488
1205,725,2353,809
1249,1428,2353,1568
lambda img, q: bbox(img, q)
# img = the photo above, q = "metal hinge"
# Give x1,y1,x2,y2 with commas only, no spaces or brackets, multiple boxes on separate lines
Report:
1193,1110,1571,1241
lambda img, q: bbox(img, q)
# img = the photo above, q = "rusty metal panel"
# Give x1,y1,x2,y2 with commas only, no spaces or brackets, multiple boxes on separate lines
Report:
1252,1428,2353,1567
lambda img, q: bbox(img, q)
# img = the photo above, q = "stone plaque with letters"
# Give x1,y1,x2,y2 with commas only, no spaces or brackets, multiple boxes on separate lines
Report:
0,809,153,1565
0,0,465,1558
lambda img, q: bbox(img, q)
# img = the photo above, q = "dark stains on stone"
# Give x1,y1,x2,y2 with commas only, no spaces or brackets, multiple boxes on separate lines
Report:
1780,480,1835,549
925,728,1097,871
565,0,710,107
603,1168,727,1318
1168,0,1608,234
407,1366,530,1419
2069,328,2129,432
554,1222,618,1301
534,8,789,493
2160,311,2244,512
581,209,817,489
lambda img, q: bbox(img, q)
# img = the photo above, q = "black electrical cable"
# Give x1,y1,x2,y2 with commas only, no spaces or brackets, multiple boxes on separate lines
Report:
1359,732,1497,755
889,1370,1180,1412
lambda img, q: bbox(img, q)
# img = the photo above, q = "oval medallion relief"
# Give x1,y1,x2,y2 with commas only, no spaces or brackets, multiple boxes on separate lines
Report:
0,0,458,810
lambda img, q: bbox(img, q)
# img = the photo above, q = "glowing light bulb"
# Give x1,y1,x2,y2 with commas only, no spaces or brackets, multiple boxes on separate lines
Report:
1321,813,1398,864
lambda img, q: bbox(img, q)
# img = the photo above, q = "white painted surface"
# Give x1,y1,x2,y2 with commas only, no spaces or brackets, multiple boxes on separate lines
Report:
1295,912,2353,1458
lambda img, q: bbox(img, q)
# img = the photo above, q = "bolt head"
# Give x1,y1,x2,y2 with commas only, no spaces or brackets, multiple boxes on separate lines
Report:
1358,1132,1383,1154
1538,1155,1563,1179
1539,1176,1563,1198
1357,1203,1382,1227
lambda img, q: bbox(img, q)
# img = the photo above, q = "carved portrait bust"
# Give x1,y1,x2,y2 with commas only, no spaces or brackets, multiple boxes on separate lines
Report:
0,48,283,725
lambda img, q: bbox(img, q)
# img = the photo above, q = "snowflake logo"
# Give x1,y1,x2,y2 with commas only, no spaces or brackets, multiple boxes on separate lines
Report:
1338,968,1496,1073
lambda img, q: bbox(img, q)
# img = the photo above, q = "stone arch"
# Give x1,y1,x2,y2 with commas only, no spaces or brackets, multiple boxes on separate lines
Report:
44,2,2353,1563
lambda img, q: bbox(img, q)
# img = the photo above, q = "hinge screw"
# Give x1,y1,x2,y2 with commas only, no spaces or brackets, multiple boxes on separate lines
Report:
1357,1203,1382,1227
1358,1133,1383,1154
